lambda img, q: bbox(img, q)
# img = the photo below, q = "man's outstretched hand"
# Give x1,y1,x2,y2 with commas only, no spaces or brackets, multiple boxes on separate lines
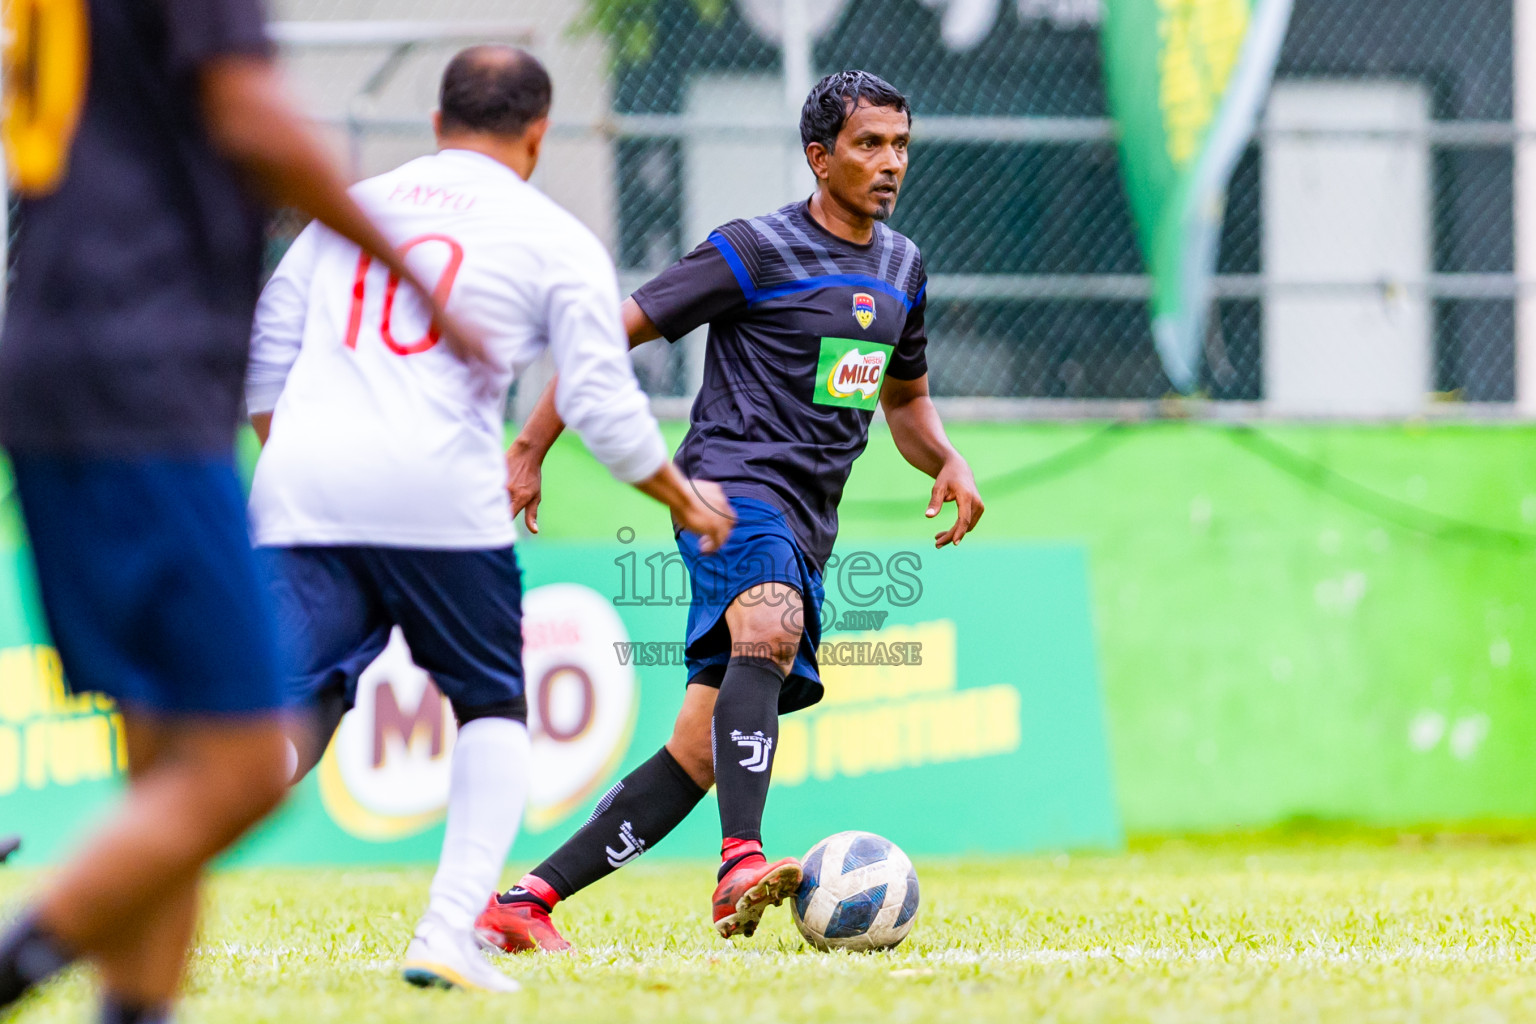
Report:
926,457,984,548
514,448,736,554
505,440,544,533
673,478,734,554
636,465,735,554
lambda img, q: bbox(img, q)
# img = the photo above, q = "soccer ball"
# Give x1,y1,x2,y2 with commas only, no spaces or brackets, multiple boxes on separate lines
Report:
791,831,920,951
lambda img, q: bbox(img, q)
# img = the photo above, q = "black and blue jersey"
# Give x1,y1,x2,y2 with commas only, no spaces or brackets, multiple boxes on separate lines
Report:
0,0,272,455
632,200,929,568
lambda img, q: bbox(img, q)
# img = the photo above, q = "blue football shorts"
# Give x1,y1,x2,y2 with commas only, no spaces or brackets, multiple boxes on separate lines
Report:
7,452,283,716
675,496,825,714
260,545,526,723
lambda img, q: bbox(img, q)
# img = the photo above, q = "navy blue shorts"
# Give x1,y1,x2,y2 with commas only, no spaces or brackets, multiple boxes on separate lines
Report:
676,497,824,714
260,545,526,722
7,452,283,716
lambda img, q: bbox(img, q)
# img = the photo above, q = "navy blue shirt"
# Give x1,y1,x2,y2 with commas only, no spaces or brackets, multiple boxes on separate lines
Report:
633,201,928,569
0,0,272,455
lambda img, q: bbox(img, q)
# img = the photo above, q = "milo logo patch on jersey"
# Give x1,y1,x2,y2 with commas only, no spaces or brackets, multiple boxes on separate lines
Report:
815,337,893,410
852,292,877,330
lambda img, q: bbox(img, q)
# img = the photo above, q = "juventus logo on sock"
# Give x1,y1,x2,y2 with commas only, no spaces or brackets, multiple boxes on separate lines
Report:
731,730,774,773
605,820,646,867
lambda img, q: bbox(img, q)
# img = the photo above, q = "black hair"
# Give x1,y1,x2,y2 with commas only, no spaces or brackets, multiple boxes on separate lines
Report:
799,70,911,153
439,45,552,138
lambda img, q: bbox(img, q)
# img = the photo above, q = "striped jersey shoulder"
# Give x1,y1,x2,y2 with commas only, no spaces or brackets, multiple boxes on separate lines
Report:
707,205,925,307
871,222,925,301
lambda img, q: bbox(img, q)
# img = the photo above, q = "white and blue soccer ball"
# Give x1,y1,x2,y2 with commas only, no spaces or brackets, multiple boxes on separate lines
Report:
792,831,920,951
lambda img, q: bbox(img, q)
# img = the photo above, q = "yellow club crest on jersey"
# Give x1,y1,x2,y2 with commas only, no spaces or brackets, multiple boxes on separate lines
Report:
852,292,876,330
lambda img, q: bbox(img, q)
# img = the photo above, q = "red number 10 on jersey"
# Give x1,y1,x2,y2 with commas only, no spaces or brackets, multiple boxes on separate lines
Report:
343,234,464,355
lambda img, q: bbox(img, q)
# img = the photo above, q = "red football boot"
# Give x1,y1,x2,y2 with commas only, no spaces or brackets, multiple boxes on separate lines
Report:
474,881,572,954
712,845,803,939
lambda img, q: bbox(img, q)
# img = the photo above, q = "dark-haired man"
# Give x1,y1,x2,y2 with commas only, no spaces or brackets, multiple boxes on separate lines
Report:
0,0,481,1019
477,70,984,951
247,46,733,991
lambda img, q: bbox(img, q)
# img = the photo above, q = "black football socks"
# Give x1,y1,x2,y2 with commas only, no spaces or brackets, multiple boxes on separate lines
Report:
0,912,74,1009
510,745,707,904
503,656,786,906
712,656,785,846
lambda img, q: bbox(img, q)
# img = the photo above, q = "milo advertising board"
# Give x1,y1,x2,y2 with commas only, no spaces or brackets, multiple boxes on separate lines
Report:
0,508,1122,863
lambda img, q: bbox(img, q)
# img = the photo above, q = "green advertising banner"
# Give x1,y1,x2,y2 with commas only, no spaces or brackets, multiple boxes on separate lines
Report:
0,479,127,866
0,526,1123,865
1102,0,1292,391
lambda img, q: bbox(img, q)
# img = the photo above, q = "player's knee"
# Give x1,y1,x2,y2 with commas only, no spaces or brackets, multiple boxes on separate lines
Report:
193,732,291,832
770,642,798,676
727,587,803,674
732,632,799,675
252,749,292,811
227,755,289,826
160,771,284,867
728,614,801,673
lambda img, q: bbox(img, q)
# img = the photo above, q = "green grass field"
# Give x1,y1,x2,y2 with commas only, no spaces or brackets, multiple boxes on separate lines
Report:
8,837,1536,1023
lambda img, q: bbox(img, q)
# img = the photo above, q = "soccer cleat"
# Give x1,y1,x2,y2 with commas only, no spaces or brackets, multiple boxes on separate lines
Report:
400,922,521,992
474,894,573,954
712,856,803,939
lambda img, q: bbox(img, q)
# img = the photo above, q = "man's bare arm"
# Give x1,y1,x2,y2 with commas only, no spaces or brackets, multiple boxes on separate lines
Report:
201,56,489,370
880,373,984,547
635,463,733,554
623,298,665,346
506,298,660,532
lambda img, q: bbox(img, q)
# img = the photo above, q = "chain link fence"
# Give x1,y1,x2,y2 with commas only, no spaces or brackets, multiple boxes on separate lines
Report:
260,0,1520,414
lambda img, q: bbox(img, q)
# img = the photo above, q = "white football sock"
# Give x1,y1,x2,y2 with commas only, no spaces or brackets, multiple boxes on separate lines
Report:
422,717,531,934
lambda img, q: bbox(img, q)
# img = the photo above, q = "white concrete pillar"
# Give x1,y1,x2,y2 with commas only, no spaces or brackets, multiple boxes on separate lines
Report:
781,0,813,112
1263,81,1433,416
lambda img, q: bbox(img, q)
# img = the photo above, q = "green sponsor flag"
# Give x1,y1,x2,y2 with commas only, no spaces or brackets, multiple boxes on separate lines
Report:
1102,0,1293,392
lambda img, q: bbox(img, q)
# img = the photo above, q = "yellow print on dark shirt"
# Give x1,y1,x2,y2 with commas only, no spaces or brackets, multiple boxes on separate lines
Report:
3,0,88,196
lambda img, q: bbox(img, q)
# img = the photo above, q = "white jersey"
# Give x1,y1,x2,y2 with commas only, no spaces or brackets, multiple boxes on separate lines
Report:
246,148,667,549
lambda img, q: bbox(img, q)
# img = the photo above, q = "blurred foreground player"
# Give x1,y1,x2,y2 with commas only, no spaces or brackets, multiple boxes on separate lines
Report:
247,47,733,991
478,71,985,951
0,0,480,1020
